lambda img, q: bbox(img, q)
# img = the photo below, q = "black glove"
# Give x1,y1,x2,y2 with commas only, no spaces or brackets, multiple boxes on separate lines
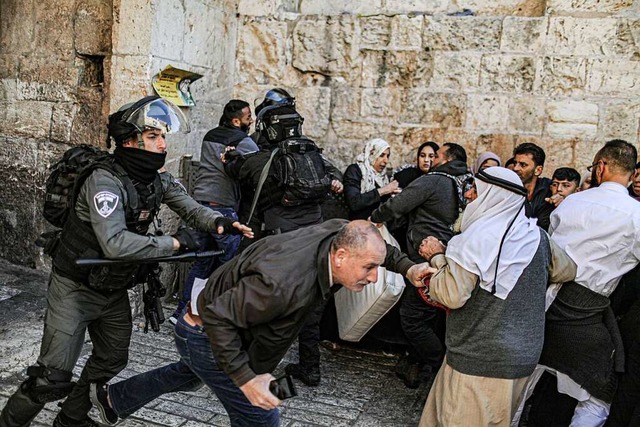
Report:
172,227,201,253
215,217,243,235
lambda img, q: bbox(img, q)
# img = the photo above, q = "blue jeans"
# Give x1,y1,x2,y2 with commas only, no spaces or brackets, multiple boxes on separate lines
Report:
109,311,279,426
174,206,241,316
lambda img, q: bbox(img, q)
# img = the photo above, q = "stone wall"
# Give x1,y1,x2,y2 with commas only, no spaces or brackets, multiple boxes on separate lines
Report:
0,0,239,267
0,0,113,267
233,0,640,175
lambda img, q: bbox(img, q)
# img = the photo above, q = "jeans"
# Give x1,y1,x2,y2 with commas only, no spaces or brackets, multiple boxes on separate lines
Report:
174,206,241,317
109,311,279,427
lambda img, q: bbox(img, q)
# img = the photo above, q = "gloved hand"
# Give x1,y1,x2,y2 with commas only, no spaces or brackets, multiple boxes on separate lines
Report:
171,227,201,253
215,217,243,235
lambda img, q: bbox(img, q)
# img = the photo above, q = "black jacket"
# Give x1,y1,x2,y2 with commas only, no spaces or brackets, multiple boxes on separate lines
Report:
342,164,391,220
197,219,415,386
371,160,469,260
525,177,554,231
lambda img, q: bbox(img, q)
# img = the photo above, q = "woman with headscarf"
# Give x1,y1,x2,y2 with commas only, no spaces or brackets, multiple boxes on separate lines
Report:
343,138,401,220
416,167,576,427
394,141,440,188
472,151,502,175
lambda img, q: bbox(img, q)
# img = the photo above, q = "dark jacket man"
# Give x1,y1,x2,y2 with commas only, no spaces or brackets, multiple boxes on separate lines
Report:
197,219,416,386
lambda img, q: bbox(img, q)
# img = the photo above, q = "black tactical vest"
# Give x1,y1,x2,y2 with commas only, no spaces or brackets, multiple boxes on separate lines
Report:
52,160,163,291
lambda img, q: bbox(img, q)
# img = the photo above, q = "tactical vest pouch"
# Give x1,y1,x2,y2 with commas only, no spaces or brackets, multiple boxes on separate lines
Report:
88,264,141,292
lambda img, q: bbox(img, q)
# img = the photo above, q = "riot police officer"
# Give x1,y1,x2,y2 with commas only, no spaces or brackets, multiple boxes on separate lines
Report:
0,96,252,427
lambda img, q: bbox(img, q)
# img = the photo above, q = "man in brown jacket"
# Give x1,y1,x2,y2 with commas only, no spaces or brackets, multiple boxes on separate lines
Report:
88,219,431,426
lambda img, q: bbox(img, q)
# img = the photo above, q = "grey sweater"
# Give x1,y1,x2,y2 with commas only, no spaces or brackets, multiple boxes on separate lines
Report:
435,231,553,379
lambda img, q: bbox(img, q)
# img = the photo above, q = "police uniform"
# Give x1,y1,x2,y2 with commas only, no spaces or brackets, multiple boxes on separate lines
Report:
0,167,222,427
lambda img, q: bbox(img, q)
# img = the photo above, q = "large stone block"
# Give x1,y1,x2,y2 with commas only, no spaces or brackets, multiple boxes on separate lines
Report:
34,1,74,56
293,16,360,81
112,0,153,55
429,52,481,91
361,88,401,119
480,55,535,93
238,0,278,16
546,17,620,57
108,55,152,111
401,91,466,128
151,0,185,63
183,0,220,68
535,136,577,173
361,50,433,88
500,17,546,53
547,100,598,124
389,15,423,50
1,0,35,54
423,17,502,52
0,101,53,140
16,57,77,102
236,19,288,85
384,0,449,14
74,0,112,55
547,123,598,140
547,0,633,15
299,0,383,15
601,102,640,142
455,0,546,16
536,57,588,96
466,95,510,131
359,16,391,50
587,59,640,96
508,96,545,135
330,85,361,122
468,134,516,167
294,86,332,140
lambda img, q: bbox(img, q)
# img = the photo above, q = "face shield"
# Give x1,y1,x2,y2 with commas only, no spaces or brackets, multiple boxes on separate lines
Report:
124,98,190,135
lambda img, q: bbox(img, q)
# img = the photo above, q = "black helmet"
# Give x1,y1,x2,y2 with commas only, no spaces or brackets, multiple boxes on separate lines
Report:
255,88,295,116
107,96,190,148
256,105,303,143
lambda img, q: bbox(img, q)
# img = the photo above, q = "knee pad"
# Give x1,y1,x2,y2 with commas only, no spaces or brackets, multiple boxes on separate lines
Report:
20,365,75,404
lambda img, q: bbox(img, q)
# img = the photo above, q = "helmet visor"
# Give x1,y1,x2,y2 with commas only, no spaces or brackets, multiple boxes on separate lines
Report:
125,98,190,134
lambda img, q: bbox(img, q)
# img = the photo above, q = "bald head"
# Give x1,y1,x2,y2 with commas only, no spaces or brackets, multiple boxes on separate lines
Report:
330,220,386,292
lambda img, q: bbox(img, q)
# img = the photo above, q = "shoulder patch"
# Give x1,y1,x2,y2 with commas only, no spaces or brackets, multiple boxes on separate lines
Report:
93,191,119,218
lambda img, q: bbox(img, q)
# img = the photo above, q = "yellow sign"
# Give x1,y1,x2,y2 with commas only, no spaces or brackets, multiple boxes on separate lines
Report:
152,65,203,107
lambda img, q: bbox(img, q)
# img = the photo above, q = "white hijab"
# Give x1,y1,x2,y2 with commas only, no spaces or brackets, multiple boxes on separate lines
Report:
356,138,390,193
445,167,541,300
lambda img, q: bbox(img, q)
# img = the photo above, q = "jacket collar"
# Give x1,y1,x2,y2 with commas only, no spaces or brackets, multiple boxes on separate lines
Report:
316,235,335,299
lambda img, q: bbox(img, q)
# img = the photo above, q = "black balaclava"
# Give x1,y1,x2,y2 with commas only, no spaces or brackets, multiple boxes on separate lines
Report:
113,146,166,184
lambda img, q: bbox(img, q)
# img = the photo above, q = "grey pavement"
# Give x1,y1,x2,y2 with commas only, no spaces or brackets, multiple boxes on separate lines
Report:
0,259,430,426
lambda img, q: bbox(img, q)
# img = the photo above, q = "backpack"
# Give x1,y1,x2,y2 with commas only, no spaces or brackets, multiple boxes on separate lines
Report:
272,137,332,207
43,144,113,228
428,171,475,213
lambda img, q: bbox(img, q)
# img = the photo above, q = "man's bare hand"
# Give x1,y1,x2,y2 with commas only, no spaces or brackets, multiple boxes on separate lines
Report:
419,236,445,261
331,179,344,194
239,374,281,410
545,194,565,207
216,221,254,239
406,263,438,288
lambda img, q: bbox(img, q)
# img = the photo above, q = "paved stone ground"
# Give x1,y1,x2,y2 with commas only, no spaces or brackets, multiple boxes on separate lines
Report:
0,259,430,426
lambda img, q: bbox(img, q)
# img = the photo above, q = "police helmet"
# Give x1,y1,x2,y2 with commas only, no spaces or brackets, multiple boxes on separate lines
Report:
256,104,303,143
107,96,190,147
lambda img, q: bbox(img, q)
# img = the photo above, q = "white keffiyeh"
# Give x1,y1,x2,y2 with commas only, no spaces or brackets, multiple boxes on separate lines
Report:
446,167,541,300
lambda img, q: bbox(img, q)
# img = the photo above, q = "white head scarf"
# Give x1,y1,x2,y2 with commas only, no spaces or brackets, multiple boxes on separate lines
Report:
445,167,541,300
356,138,390,193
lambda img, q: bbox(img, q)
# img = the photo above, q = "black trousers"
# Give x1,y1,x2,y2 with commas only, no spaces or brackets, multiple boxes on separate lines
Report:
399,285,445,369
297,301,326,371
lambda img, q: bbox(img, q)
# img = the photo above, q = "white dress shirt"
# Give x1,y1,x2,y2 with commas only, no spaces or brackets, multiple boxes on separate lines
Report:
549,181,640,296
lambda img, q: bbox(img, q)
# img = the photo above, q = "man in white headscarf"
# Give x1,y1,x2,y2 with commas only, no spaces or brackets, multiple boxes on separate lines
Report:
416,167,576,427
